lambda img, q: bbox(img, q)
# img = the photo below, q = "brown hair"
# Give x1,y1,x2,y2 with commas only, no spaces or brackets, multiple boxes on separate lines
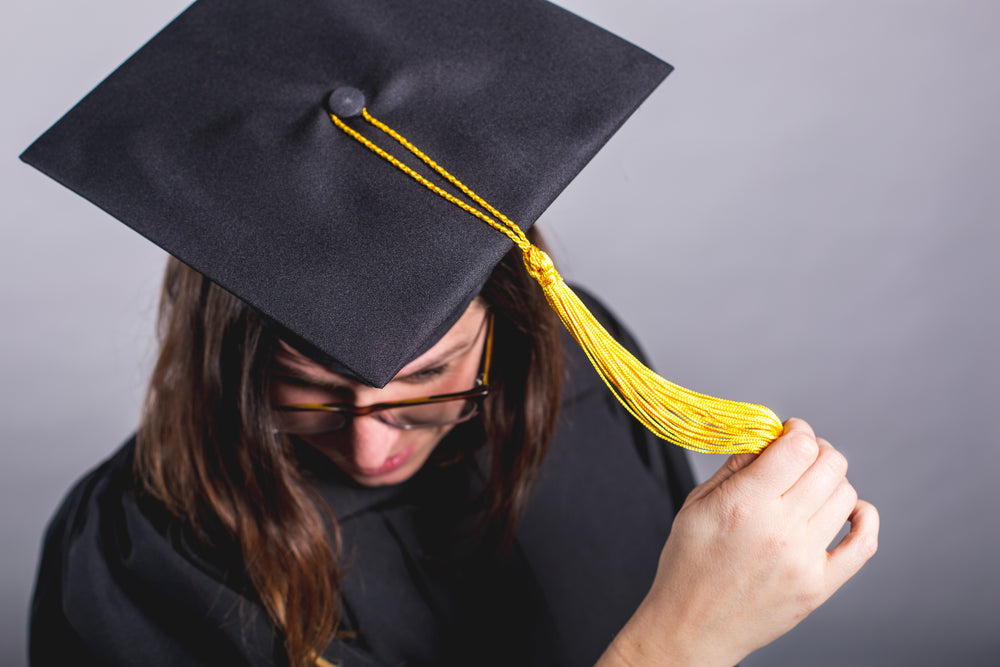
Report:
135,229,562,666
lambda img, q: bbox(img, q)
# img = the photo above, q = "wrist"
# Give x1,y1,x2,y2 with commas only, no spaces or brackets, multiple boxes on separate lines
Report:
596,603,694,667
597,593,743,667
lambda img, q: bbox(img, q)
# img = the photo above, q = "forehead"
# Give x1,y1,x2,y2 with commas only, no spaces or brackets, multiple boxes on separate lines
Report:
274,299,487,385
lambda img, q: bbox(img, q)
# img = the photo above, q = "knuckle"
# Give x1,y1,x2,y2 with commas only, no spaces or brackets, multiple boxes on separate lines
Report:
781,551,816,581
784,417,814,436
784,431,819,462
760,529,789,558
825,480,857,520
724,454,745,476
751,519,796,560
821,448,849,478
711,480,761,533
795,580,827,615
842,481,859,509
855,502,880,559
725,452,753,474
859,533,879,560
719,494,753,531
780,555,826,612
865,500,881,524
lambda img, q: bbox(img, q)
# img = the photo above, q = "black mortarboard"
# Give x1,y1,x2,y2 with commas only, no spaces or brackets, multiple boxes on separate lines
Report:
21,0,670,388
23,0,784,452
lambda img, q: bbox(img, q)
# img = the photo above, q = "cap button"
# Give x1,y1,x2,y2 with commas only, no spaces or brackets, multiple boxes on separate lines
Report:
327,87,366,118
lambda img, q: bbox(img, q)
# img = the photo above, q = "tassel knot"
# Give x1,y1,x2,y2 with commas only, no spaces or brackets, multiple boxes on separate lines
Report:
523,245,559,288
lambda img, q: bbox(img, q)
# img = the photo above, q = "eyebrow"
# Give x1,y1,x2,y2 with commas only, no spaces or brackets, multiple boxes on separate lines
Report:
271,362,346,393
397,337,475,379
272,332,479,390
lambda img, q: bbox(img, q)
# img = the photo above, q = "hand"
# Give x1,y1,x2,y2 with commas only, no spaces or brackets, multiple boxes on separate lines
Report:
600,418,879,667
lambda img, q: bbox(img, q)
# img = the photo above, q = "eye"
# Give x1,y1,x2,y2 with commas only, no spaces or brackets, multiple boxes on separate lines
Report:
404,364,448,383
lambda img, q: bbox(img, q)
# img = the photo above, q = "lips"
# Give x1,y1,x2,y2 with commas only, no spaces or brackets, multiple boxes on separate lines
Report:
353,443,416,478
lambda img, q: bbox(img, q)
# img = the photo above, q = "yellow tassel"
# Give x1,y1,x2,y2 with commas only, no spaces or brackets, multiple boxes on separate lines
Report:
329,108,783,454
522,246,781,453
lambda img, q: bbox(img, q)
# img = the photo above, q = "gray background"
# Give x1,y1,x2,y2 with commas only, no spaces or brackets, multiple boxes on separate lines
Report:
2,1,998,665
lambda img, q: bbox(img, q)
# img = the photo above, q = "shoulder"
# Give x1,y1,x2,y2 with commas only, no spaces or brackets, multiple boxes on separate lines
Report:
38,441,135,559
29,440,279,667
30,444,129,665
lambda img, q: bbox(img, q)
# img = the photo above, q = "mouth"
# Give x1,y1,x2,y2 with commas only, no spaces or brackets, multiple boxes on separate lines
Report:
352,443,417,478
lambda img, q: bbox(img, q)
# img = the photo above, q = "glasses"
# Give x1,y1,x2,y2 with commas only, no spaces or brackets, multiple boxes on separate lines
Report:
272,313,493,434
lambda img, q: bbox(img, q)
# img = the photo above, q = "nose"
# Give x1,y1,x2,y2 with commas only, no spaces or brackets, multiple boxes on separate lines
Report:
344,415,403,472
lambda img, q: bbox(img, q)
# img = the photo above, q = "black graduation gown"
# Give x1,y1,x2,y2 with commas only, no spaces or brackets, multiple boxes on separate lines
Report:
29,295,694,666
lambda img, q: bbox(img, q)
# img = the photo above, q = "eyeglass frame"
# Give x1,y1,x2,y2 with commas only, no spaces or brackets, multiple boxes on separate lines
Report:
272,311,494,432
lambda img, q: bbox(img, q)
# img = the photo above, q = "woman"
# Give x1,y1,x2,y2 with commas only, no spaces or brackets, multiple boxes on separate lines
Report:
30,247,876,667
24,0,878,665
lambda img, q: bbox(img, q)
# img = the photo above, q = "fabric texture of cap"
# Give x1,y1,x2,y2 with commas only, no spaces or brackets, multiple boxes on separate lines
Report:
21,0,671,387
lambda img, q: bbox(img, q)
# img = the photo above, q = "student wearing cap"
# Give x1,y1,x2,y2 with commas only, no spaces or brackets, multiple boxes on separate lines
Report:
23,1,878,666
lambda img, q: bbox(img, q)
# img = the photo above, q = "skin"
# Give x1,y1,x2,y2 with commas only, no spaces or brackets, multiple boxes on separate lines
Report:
596,418,880,667
270,299,489,486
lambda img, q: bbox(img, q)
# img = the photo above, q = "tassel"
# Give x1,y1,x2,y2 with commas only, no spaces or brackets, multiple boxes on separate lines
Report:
522,245,781,453
329,105,783,454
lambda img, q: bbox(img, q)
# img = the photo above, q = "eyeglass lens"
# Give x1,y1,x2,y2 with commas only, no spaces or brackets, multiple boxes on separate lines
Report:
275,397,480,434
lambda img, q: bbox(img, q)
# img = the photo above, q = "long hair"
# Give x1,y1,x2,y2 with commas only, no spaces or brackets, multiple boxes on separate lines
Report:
135,229,562,666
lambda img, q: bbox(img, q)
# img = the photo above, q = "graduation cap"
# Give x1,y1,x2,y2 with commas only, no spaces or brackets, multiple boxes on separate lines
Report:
21,0,781,453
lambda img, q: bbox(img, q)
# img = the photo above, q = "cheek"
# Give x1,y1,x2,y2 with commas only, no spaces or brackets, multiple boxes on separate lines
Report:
270,382,323,405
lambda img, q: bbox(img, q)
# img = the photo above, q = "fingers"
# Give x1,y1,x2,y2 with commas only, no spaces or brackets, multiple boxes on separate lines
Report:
684,452,757,505
825,499,880,593
734,418,820,497
782,438,848,519
807,477,859,551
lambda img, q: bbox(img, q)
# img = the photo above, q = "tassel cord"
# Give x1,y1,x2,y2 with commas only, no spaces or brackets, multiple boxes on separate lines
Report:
328,109,783,454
